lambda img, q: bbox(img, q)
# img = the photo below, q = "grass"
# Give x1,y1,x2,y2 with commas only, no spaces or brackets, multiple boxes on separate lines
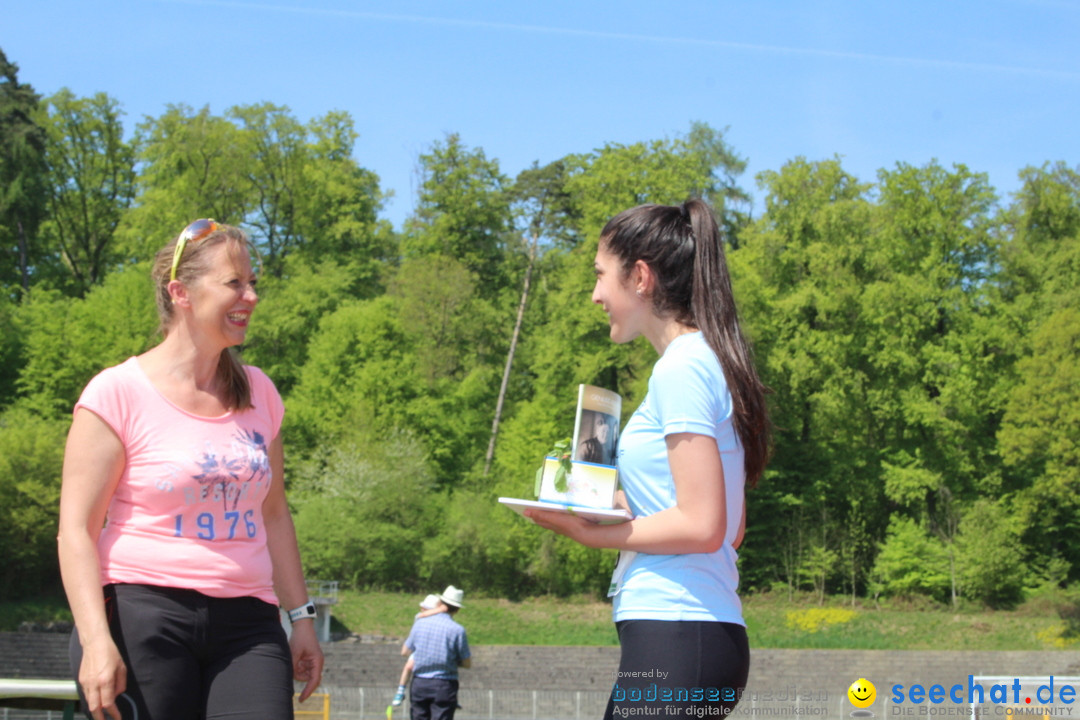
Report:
741,592,1071,650
6,589,1074,651
331,591,619,646
333,589,1075,651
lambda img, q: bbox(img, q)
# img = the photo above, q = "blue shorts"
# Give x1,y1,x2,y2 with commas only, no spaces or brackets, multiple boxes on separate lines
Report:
70,583,294,720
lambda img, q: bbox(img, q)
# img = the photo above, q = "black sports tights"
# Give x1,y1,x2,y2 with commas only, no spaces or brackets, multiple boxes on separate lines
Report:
604,620,750,719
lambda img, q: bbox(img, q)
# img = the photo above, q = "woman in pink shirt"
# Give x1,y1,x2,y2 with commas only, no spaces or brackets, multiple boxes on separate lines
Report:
57,220,323,720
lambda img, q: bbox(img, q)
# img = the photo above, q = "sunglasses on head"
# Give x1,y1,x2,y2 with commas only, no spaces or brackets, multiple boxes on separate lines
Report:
170,219,219,282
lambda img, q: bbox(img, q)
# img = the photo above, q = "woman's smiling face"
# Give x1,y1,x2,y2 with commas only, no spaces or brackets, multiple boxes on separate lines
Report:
186,243,259,348
591,245,646,344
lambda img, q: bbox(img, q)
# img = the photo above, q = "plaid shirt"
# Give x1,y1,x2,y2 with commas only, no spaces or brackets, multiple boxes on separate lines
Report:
404,613,471,679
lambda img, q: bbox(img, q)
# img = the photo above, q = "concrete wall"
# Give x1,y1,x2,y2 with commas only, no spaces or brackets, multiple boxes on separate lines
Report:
322,641,1080,718
6,633,1080,719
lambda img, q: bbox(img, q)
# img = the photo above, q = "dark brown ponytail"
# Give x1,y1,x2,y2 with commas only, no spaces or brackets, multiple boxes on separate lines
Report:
684,198,771,487
600,199,771,487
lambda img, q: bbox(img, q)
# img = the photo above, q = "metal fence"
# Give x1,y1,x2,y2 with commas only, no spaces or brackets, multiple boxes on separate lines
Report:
310,685,848,720
319,686,612,720
0,685,849,719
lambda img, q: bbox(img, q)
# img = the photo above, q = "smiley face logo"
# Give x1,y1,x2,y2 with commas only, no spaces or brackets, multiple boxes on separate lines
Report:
848,678,876,709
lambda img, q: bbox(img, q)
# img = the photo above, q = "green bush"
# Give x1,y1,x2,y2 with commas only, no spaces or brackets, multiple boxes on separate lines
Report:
0,407,68,599
869,516,952,602
420,491,528,598
291,429,436,590
955,500,1025,608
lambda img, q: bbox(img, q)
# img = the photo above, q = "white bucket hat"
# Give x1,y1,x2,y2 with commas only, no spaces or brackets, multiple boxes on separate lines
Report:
439,585,465,608
419,594,440,610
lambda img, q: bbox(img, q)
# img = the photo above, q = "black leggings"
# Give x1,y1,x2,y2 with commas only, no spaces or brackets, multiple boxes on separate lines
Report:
604,620,750,719
70,584,294,720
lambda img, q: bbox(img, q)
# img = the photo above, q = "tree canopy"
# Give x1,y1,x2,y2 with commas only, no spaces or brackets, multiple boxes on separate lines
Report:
1,48,1077,608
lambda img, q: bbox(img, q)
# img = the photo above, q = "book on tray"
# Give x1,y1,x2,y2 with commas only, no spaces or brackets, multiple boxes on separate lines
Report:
498,384,630,523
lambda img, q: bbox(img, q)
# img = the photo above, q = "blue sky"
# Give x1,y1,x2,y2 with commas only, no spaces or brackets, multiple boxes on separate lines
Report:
6,0,1079,229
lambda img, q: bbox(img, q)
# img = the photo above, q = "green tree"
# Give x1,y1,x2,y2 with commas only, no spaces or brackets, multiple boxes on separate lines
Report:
391,134,517,481
228,105,395,278
0,48,48,296
869,161,1002,495
684,121,752,246
229,103,306,273
119,104,253,260
996,163,1080,582
14,265,156,418
1000,309,1080,577
403,133,512,296
868,162,1003,601
996,162,1080,328
284,296,417,457
489,127,748,595
731,156,880,593
484,160,579,474
798,544,840,605
38,89,136,295
290,110,394,287
0,292,24,408
284,290,497,484
242,257,359,396
742,159,1004,598
391,255,488,382
125,104,393,272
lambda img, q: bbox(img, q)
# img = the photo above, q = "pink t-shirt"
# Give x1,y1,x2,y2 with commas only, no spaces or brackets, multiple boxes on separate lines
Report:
74,357,285,604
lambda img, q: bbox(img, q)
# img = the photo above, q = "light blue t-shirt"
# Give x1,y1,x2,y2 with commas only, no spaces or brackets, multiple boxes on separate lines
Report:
611,331,746,625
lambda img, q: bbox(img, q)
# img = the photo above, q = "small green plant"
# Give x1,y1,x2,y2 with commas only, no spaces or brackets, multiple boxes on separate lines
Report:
535,437,573,495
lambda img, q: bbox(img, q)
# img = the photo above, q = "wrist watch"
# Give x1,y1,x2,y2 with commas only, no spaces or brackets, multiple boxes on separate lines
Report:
287,601,317,623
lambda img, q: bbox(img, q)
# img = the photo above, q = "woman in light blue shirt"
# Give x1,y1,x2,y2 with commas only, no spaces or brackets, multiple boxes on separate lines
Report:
527,198,770,719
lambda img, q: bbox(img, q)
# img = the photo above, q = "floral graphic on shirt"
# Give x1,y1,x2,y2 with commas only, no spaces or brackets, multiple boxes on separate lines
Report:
234,428,271,482
192,428,271,511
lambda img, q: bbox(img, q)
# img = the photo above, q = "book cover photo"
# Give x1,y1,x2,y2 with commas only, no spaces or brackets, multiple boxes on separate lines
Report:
499,384,630,523
571,384,622,467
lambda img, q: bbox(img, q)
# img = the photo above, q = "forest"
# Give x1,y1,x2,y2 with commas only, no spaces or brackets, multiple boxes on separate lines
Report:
1,47,1078,609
